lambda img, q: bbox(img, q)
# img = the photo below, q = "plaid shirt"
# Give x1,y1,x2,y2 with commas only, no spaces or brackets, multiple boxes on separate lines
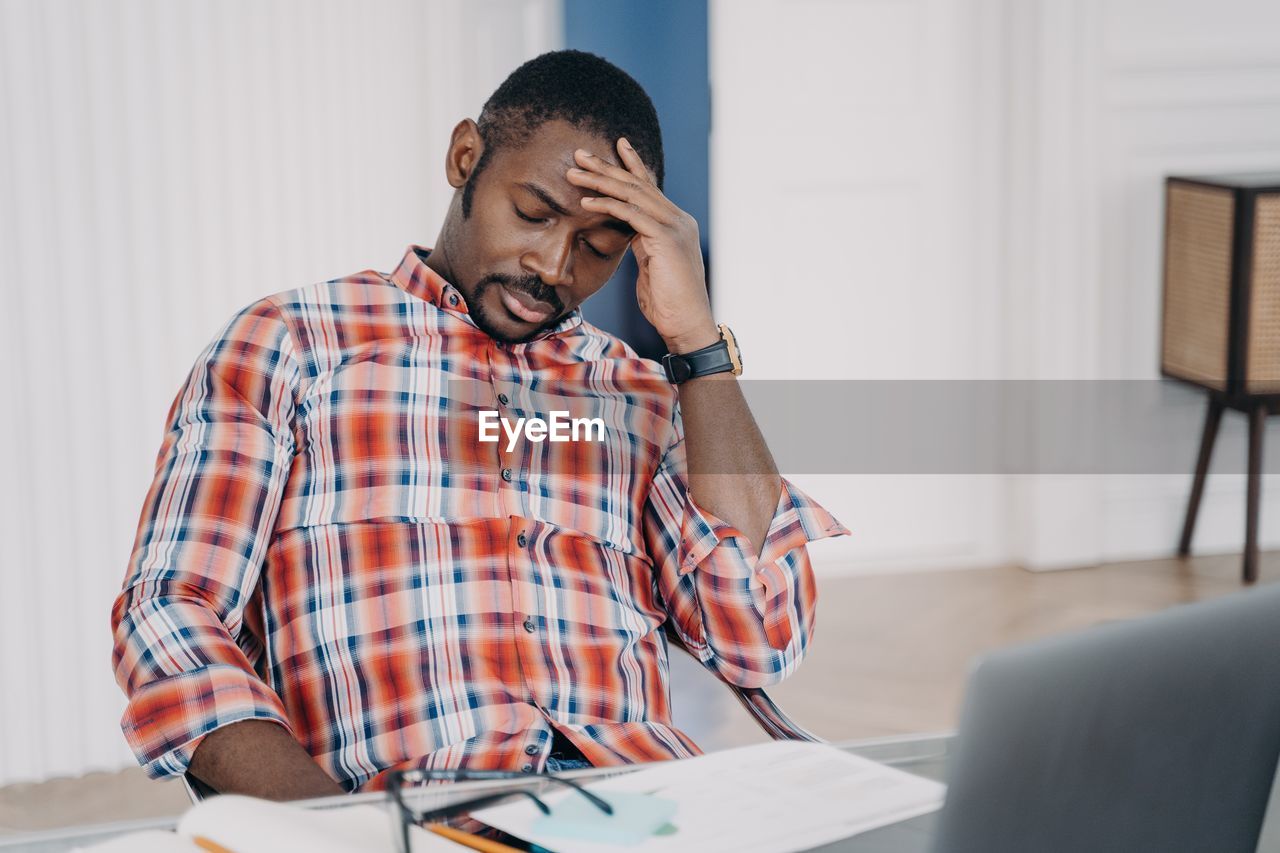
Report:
111,246,848,791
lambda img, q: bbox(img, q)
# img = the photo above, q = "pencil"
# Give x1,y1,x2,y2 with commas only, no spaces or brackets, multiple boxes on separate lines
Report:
427,823,525,852
192,837,239,853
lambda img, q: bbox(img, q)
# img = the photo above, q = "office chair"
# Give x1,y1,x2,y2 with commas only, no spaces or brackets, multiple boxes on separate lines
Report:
182,627,820,802
663,626,822,744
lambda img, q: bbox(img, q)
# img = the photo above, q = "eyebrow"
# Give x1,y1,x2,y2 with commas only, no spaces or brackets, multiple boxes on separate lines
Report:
518,182,636,238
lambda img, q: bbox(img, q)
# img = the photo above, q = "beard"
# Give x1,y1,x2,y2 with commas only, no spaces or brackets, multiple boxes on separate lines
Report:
466,272,568,343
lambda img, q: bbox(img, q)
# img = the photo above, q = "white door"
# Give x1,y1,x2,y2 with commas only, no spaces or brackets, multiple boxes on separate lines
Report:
709,0,1008,574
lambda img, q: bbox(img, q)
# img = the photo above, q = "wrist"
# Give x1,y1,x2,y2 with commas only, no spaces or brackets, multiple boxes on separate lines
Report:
661,323,743,385
663,324,720,355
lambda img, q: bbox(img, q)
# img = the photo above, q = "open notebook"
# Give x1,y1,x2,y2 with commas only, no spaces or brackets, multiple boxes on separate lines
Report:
75,795,454,852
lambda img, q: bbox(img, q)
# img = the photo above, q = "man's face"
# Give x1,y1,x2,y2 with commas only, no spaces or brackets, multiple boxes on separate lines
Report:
447,120,637,343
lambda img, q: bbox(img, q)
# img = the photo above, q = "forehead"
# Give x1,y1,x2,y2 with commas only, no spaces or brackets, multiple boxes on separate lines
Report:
491,119,621,182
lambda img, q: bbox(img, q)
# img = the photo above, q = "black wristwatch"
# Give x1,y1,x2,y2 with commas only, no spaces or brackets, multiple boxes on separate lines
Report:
661,324,743,384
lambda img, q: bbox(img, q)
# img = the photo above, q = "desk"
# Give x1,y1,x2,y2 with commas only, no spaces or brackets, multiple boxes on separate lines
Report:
0,734,952,853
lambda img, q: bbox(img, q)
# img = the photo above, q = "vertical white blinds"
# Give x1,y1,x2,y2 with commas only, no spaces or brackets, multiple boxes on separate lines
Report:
0,0,559,786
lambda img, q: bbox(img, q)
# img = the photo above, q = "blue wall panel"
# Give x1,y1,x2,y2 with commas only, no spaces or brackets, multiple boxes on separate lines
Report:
564,0,710,359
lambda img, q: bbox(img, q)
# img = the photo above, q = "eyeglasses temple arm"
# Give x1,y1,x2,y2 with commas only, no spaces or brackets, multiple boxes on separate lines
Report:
544,775,614,815
413,789,552,824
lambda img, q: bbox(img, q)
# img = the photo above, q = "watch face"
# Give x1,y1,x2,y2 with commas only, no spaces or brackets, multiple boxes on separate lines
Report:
719,324,743,375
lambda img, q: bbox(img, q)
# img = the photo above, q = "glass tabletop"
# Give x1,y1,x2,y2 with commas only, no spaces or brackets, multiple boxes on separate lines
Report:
839,732,952,783
0,734,956,852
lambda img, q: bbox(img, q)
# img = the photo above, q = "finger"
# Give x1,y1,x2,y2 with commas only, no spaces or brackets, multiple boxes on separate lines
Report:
616,137,658,186
571,148,677,221
630,234,650,267
565,167,670,219
574,147,655,189
579,195,666,237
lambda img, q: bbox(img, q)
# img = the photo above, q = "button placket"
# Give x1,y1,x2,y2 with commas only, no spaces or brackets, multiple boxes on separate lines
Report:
490,352,524,497
505,516,541,706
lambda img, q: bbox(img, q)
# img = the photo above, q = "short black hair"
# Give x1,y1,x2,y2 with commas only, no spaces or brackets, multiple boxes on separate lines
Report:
462,50,664,218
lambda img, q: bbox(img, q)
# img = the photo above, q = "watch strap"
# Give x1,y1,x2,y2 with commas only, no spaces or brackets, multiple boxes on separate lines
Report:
662,338,734,384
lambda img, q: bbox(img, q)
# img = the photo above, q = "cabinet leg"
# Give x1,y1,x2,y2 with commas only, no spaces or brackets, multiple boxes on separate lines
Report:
1179,398,1224,557
1244,404,1266,584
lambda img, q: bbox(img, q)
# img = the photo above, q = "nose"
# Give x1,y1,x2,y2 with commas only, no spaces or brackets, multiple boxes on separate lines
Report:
520,231,575,288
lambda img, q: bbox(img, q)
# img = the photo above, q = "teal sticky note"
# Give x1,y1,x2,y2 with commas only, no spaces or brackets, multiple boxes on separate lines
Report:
531,791,678,845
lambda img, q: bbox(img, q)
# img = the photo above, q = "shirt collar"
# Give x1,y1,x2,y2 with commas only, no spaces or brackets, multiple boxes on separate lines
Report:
388,244,583,343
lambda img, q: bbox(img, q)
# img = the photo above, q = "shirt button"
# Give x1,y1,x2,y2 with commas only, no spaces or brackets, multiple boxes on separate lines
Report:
521,763,534,773
517,532,528,547
448,293,459,306
498,393,510,406
525,744,539,756
501,468,513,482
523,617,536,633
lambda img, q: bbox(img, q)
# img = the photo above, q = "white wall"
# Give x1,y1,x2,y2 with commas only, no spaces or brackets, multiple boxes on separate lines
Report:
0,0,559,787
1003,0,1280,568
710,0,1280,575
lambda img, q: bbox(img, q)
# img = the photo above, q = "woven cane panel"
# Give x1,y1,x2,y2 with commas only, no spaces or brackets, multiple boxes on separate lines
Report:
1246,193,1280,393
1162,184,1234,390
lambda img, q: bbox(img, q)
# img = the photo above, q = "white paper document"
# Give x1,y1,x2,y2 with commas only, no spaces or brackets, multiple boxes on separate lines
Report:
473,740,947,853
75,796,455,852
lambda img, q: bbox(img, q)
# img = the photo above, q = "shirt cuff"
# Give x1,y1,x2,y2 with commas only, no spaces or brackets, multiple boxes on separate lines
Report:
120,663,294,779
676,478,850,577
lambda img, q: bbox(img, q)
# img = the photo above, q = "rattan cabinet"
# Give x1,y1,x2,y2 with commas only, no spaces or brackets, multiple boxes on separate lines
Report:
1162,173,1280,583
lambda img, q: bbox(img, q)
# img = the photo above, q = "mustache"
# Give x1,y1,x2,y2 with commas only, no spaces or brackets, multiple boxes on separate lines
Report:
477,273,565,314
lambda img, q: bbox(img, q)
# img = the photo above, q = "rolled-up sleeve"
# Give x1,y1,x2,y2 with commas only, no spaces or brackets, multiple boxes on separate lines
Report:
110,298,300,779
644,418,850,689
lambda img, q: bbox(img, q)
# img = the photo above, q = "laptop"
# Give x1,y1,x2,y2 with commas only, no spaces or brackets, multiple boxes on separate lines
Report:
834,583,1280,853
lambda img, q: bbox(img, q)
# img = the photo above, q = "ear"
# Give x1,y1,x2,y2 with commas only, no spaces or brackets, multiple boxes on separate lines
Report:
444,119,484,189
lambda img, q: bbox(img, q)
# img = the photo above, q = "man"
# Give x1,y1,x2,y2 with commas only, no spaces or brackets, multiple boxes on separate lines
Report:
112,50,847,800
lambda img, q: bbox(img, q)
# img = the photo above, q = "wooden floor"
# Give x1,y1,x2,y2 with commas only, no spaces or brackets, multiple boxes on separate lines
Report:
2,550,1276,835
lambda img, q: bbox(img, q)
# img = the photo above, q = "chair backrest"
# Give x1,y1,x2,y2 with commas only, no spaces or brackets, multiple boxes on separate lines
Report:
182,772,219,803
663,625,822,744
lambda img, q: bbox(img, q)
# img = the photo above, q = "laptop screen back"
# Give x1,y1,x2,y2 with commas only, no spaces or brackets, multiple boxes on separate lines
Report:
933,584,1280,853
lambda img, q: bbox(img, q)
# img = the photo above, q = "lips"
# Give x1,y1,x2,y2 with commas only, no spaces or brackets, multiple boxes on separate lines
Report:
498,283,557,323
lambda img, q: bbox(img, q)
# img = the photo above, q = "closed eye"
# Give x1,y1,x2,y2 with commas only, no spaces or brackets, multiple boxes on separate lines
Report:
515,203,614,259
517,206,612,259
514,206,546,224
581,238,610,260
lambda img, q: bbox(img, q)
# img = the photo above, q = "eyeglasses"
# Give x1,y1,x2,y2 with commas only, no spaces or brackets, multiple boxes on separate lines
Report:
386,767,614,853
